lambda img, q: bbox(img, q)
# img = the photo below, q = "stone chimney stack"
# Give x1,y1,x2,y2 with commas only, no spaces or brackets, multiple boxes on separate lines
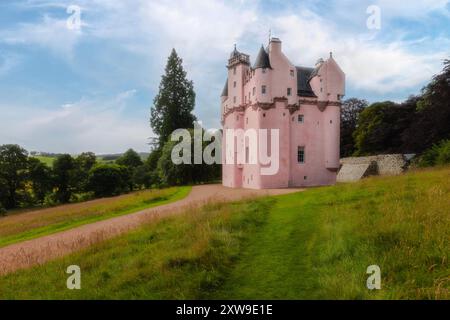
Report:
269,37,282,55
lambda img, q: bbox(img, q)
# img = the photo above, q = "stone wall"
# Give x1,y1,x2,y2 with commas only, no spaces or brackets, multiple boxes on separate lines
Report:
337,154,412,182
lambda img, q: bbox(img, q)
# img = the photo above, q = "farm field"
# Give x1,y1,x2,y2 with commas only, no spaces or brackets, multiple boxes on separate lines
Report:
0,166,448,299
0,187,191,248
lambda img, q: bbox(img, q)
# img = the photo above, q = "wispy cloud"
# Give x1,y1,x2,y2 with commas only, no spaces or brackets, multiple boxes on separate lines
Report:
0,90,152,153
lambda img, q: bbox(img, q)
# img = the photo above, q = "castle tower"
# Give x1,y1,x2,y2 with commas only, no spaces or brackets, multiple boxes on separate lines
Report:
221,39,345,189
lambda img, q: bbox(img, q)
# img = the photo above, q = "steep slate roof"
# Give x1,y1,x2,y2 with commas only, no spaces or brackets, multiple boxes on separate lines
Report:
253,46,271,69
296,66,317,97
221,78,228,97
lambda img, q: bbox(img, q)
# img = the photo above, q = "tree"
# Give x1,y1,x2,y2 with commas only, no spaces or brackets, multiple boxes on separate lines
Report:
157,140,193,186
87,164,130,197
0,144,28,209
27,158,53,203
75,152,97,192
340,98,368,157
116,149,143,168
402,59,450,153
52,154,77,203
116,149,143,190
353,101,416,155
150,49,196,148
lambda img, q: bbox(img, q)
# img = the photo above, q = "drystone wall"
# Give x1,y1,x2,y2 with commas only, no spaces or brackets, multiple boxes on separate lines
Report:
337,154,411,182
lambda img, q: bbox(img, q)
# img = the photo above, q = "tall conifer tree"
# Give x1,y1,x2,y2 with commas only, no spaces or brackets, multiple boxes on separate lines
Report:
150,49,196,148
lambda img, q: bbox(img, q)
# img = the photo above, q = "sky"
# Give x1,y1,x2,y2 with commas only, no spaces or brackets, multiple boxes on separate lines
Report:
0,0,449,154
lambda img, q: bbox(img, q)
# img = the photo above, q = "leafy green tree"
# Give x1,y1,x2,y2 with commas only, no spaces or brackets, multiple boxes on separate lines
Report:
116,149,143,168
340,98,368,157
28,158,53,203
87,164,130,197
52,154,77,203
150,49,196,148
75,152,97,192
157,140,193,186
116,149,143,190
157,127,221,186
402,59,450,153
353,100,416,155
0,144,28,209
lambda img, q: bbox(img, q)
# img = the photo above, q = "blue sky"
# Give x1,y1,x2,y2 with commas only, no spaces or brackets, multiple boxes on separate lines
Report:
0,0,449,154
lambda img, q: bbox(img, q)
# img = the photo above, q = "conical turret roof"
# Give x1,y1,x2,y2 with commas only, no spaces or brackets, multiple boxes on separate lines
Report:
253,45,271,69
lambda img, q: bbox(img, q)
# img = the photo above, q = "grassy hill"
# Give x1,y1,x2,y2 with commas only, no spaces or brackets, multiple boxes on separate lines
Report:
0,166,448,299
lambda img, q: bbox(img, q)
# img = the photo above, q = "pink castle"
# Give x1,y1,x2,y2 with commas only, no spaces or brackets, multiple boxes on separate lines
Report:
221,38,345,189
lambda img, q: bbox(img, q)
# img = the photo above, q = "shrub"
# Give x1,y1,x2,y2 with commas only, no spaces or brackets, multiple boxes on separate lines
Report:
417,139,450,167
87,164,131,197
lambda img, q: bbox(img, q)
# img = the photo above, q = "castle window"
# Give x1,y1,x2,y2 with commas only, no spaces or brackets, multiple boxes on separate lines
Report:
330,120,333,124
262,68,266,73
290,70,294,77
298,114,304,123
246,117,248,124
261,85,266,94
298,146,305,164
304,176,308,180
287,88,292,96
245,146,249,163
253,87,256,96
233,67,236,75
233,81,236,88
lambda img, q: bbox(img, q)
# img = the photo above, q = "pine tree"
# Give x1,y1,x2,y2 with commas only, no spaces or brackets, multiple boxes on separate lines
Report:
150,49,196,148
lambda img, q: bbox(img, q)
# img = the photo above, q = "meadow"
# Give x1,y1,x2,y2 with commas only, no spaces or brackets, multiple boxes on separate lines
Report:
0,186,190,248
0,166,448,299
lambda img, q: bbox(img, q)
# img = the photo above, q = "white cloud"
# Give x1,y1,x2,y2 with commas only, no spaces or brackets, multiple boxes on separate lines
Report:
0,14,82,58
271,11,448,93
0,91,152,154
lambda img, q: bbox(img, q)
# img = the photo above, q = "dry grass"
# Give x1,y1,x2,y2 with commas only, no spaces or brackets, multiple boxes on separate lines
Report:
0,187,190,247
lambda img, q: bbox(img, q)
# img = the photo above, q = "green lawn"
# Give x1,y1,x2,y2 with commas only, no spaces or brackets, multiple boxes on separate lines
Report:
0,167,448,299
0,186,191,248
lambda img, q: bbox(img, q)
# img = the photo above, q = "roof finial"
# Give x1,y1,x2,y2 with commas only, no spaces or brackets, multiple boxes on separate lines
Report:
234,43,237,51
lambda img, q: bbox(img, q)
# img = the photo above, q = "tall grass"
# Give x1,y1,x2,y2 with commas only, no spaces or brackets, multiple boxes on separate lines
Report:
0,187,191,248
0,198,273,299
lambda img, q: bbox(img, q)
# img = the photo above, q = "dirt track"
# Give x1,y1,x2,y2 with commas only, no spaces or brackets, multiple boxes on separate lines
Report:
0,185,302,276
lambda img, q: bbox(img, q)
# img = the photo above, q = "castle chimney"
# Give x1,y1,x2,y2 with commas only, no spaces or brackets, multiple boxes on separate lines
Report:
269,37,282,55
